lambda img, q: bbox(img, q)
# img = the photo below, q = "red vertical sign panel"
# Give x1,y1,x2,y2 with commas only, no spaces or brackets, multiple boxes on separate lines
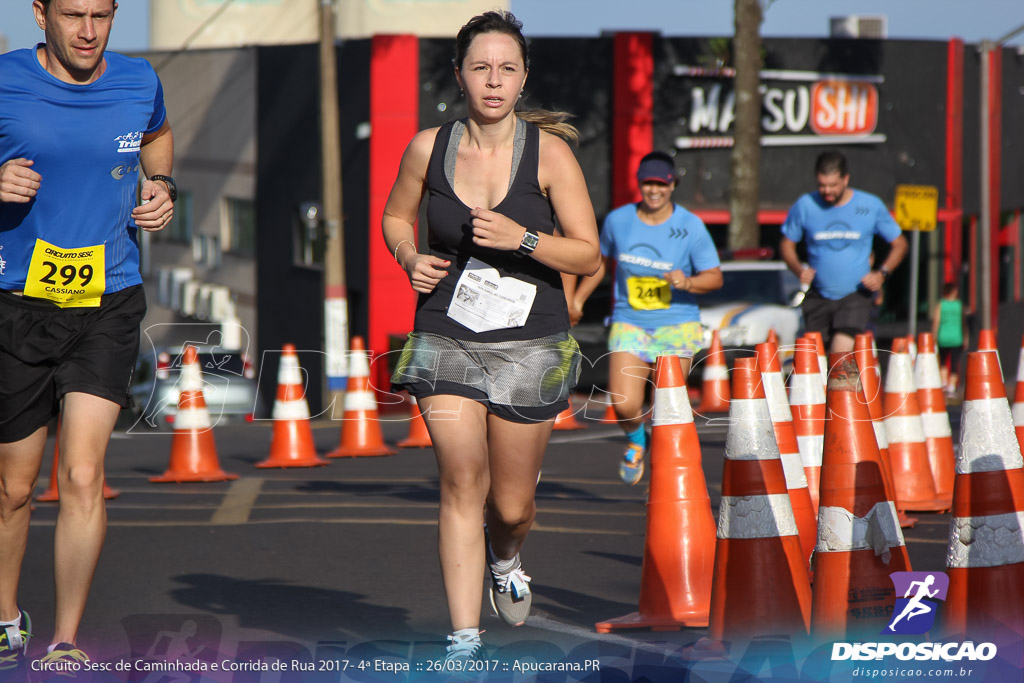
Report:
369,35,419,395
944,39,964,285
988,48,1002,330
612,33,654,209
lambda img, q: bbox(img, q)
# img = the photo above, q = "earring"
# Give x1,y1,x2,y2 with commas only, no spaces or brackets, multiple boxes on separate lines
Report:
518,90,524,99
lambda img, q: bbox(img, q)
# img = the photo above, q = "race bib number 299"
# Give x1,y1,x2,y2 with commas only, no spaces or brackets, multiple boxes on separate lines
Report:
23,239,105,308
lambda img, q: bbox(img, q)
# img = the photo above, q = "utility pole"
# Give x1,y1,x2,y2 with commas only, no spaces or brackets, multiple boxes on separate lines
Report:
320,0,348,413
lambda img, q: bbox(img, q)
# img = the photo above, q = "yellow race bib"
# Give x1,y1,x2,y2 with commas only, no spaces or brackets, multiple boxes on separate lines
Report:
627,276,671,311
23,239,105,308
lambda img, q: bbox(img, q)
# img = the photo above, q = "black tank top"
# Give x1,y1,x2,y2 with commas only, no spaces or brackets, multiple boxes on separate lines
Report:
413,118,569,342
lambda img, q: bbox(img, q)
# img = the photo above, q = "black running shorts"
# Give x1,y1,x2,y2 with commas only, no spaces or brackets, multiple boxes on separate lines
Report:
801,287,875,345
0,284,147,443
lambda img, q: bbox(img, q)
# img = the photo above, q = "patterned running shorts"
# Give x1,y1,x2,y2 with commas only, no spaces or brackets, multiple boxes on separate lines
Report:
608,321,706,364
390,330,581,423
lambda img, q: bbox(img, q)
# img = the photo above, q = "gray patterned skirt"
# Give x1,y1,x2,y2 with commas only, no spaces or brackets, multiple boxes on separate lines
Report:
390,331,581,420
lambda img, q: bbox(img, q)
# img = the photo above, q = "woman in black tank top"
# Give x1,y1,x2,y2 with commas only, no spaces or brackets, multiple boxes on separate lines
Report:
382,11,600,664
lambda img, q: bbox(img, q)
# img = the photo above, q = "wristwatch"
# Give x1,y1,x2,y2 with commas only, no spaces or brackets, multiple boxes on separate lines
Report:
148,174,177,202
516,229,540,257
879,267,890,281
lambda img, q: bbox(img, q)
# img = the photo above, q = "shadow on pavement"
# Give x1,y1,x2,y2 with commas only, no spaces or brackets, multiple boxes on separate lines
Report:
535,584,640,625
168,573,414,641
583,550,643,568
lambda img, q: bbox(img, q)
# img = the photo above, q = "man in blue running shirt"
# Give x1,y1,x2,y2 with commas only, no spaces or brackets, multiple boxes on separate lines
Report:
780,151,907,354
0,0,175,671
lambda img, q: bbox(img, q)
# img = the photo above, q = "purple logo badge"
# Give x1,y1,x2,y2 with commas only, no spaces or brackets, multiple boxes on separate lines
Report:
884,571,949,635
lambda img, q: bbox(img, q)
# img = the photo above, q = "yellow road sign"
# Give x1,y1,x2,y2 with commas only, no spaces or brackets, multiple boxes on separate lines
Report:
894,184,939,232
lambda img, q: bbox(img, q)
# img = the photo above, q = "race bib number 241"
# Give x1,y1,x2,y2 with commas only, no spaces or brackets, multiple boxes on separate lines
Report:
627,275,671,311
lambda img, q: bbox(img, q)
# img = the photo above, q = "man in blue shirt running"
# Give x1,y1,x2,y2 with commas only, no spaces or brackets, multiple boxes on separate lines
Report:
780,151,907,354
0,0,175,672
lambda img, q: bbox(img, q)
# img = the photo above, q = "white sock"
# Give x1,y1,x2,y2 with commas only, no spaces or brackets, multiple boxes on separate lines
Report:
0,613,23,649
452,627,479,642
487,544,517,573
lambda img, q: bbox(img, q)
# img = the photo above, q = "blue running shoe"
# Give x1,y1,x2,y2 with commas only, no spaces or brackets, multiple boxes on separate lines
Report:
619,442,646,485
0,609,31,672
444,630,485,679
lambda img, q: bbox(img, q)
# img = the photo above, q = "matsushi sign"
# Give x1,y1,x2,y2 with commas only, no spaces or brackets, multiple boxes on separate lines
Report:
673,66,885,149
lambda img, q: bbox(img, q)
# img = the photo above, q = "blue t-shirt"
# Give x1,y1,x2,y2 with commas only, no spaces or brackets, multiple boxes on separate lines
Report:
781,190,901,300
600,203,720,328
0,47,167,293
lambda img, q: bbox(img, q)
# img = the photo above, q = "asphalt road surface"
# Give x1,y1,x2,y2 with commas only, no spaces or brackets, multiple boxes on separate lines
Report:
16,400,1017,683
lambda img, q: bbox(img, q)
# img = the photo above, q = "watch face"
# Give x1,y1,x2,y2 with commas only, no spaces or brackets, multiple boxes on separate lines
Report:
522,231,539,250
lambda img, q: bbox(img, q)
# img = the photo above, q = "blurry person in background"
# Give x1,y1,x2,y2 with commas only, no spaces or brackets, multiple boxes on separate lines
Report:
569,151,722,485
780,151,907,353
932,282,967,397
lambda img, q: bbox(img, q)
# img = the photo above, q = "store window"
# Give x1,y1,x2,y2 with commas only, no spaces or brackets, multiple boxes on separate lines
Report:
223,197,256,256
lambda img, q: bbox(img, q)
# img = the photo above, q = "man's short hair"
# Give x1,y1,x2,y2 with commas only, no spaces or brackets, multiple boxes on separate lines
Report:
815,151,848,177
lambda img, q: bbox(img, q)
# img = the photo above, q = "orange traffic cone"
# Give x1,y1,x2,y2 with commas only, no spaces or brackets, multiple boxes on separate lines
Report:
256,344,328,468
1013,334,1024,453
151,346,238,483
977,328,1002,375
854,334,917,529
397,396,433,448
805,331,828,388
596,391,619,424
906,334,918,364
756,341,817,569
698,329,730,413
789,337,825,515
327,337,396,458
866,330,881,374
811,352,912,641
978,328,998,352
595,354,715,631
766,328,779,346
552,396,587,430
36,420,119,501
941,350,1024,650
707,356,812,643
883,338,949,512
915,333,956,502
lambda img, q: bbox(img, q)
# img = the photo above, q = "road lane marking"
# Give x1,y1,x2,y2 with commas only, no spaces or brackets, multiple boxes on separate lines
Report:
525,615,693,658
210,477,263,525
30,517,638,533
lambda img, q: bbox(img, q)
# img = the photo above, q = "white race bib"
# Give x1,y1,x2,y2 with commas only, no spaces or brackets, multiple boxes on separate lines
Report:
447,257,537,333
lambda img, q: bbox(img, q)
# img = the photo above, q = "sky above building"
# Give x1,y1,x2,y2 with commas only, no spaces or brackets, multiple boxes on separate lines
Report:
0,0,1021,53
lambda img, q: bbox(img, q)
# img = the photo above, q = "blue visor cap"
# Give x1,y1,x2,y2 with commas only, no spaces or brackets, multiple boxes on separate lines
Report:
637,158,675,184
